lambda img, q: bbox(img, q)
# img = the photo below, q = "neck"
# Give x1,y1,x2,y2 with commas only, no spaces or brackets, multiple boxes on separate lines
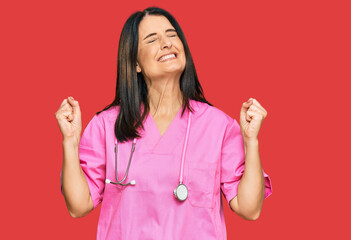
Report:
145,75,183,118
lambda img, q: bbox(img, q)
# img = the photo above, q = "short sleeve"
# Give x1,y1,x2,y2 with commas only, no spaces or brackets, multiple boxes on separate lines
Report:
60,114,106,209
220,118,272,206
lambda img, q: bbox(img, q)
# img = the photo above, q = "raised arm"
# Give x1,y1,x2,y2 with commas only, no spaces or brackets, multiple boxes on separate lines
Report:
56,97,94,218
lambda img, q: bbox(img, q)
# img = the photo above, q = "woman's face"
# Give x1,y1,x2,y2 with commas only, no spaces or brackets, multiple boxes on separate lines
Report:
136,15,186,80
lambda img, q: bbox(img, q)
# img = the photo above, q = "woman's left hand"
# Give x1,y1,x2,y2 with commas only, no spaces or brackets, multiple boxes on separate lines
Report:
239,98,268,143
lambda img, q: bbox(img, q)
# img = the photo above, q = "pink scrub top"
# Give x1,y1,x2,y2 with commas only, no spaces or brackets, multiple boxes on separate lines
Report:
60,99,272,239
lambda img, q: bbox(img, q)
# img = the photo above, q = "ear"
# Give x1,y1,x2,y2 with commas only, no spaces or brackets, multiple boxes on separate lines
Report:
136,62,142,73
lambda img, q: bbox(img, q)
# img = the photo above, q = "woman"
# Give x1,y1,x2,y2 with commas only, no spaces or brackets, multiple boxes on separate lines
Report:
55,7,272,240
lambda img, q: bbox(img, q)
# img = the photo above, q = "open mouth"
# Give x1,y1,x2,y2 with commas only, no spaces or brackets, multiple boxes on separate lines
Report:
158,53,177,62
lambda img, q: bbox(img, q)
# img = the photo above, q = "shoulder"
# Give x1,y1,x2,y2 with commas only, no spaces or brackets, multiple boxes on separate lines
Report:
188,100,240,147
190,99,235,127
94,105,120,124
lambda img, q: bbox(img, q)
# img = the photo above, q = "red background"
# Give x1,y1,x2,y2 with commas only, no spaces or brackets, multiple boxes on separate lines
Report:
1,0,350,239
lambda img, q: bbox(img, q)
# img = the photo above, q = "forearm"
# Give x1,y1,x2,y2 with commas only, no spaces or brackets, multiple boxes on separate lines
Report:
62,138,93,218
236,139,265,220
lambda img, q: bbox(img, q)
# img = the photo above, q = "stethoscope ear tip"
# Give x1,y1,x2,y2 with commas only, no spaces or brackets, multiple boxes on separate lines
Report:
105,179,111,184
130,180,136,185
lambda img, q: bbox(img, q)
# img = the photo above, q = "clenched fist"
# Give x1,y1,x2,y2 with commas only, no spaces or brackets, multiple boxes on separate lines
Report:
239,98,268,143
55,96,82,145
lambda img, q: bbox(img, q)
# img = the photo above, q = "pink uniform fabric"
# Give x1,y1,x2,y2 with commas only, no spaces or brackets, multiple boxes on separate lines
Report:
60,99,272,239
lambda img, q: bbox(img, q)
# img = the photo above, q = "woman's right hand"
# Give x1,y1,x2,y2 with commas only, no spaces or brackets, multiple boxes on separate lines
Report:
55,96,82,144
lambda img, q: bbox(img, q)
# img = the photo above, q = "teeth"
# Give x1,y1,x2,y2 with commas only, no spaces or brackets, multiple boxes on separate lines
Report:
159,54,176,62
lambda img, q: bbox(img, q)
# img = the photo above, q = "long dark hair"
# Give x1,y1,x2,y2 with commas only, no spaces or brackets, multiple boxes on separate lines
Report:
96,7,212,143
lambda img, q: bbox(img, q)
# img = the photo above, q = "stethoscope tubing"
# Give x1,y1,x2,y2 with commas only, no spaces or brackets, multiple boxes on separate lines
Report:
105,138,137,186
179,110,191,184
106,110,192,193
114,138,137,186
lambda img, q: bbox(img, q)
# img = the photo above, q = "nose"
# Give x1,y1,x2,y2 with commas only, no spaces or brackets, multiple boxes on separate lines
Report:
161,37,172,49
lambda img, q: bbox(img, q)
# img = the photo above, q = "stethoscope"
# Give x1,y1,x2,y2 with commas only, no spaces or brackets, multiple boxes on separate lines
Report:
105,110,192,202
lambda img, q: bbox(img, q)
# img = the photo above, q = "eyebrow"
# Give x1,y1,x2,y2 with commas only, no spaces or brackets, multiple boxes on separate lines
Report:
143,29,177,40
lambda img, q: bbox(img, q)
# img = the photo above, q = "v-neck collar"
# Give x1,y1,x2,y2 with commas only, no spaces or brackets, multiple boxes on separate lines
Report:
141,103,188,154
149,105,183,137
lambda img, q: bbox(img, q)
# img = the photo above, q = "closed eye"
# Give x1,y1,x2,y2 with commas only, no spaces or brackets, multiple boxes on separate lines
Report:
147,35,177,44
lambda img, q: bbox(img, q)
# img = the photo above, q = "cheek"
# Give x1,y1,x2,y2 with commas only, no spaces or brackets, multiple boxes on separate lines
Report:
176,42,186,64
139,47,156,66
138,50,158,76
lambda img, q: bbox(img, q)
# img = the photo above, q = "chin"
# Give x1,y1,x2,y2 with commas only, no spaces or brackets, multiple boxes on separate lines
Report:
164,62,185,73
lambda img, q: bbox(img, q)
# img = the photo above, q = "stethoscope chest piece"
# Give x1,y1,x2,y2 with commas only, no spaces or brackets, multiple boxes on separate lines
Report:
174,183,188,201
